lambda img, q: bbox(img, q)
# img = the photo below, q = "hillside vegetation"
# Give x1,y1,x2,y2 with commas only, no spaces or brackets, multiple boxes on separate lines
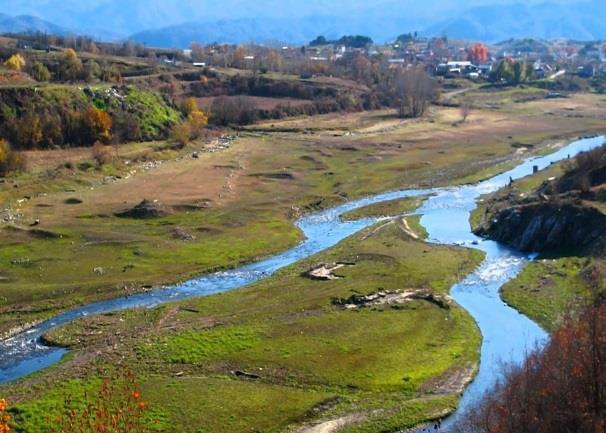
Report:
474,145,606,329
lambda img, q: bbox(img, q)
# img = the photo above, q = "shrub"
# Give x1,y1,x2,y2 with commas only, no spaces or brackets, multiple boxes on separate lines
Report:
454,301,606,433
0,139,26,176
187,110,209,139
30,62,51,82
82,107,112,144
0,398,11,433
4,54,25,72
210,95,258,126
171,121,192,146
49,369,150,433
91,141,114,166
180,97,199,116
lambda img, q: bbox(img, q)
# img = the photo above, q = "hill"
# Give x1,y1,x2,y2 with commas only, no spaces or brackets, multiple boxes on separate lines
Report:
427,2,606,42
475,144,606,253
0,13,65,35
6,0,606,45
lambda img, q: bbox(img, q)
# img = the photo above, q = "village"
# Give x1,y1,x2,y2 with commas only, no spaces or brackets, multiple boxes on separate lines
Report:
173,34,606,82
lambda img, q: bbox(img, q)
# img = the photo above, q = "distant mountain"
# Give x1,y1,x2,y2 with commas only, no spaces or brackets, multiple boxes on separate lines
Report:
1,0,447,38
129,1,606,47
130,16,427,47
426,2,606,42
0,13,65,35
2,0,606,45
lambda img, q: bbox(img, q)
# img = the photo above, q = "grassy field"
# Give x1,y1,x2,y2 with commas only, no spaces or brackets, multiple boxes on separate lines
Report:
3,219,484,433
500,257,594,330
1,91,606,336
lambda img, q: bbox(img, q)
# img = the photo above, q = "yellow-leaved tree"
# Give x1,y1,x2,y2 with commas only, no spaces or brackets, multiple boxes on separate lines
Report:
4,54,25,71
175,97,209,143
0,139,26,176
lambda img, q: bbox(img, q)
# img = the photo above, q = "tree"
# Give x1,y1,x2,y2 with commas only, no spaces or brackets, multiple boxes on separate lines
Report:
30,61,51,81
187,110,209,138
310,35,328,46
0,139,26,176
83,60,101,83
14,113,43,148
338,35,373,48
232,47,247,69
191,43,205,61
181,97,200,116
210,95,258,126
453,301,606,433
468,43,489,64
82,107,112,144
393,67,438,119
4,54,25,71
395,33,415,44
512,61,527,83
61,48,82,81
91,141,113,166
179,97,208,138
492,59,514,83
171,121,192,146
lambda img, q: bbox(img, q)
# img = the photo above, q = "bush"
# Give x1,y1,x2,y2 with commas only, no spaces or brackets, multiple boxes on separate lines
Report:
4,54,25,71
91,141,114,166
454,300,606,433
171,122,192,146
50,369,150,433
0,139,26,176
30,61,51,82
210,95,258,126
0,398,11,433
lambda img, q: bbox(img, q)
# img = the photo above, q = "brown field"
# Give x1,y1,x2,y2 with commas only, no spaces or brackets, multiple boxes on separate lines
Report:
196,95,312,111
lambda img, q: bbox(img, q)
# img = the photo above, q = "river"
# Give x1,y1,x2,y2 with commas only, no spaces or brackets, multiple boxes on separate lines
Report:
1,135,604,428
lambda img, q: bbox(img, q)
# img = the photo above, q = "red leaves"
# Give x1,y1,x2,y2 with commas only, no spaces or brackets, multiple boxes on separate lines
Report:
468,44,489,64
455,304,606,433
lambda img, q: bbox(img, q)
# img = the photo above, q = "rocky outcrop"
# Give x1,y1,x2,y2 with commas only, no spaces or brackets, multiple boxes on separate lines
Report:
475,201,606,253
115,199,170,219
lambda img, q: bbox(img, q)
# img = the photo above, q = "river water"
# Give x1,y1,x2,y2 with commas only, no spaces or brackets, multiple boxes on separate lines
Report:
1,135,604,427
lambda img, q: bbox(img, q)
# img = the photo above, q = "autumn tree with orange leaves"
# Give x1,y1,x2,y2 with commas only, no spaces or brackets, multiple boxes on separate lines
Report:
468,43,489,64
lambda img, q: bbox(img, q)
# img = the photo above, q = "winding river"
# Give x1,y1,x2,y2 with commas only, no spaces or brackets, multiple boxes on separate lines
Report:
1,135,605,428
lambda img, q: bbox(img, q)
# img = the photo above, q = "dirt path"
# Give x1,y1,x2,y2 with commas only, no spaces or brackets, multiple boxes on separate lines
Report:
294,414,367,433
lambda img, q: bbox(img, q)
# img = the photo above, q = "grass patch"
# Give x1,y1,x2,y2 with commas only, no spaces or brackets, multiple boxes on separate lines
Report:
6,221,483,432
501,257,593,330
151,325,263,365
340,197,425,221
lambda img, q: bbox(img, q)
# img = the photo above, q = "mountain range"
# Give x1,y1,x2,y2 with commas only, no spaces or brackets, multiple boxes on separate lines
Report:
1,1,606,46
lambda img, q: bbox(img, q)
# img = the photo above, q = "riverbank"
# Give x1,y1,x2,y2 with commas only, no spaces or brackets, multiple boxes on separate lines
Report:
2,92,606,337
2,217,484,433
471,141,606,330
2,135,605,432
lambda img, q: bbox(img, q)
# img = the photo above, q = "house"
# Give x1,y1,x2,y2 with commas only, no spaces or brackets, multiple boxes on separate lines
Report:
438,61,478,77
